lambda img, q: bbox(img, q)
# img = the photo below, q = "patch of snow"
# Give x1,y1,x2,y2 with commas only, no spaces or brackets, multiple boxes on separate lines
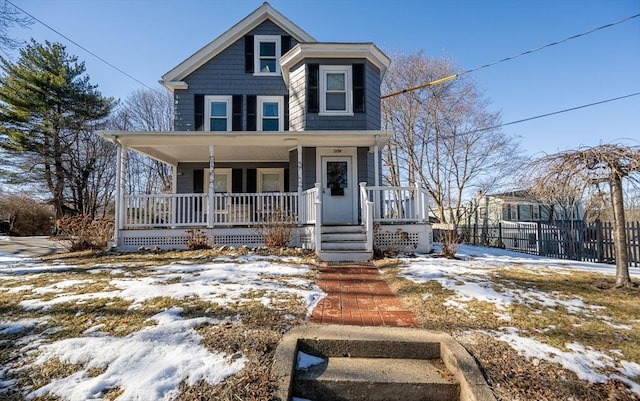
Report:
27,307,246,401
484,327,640,394
297,351,325,369
0,318,46,335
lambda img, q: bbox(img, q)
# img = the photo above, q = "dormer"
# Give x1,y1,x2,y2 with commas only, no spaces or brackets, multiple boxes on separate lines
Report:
280,43,391,131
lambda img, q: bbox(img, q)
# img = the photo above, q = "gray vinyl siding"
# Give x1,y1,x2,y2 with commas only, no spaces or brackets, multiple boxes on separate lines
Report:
174,21,296,131
288,64,306,131
357,147,374,186
302,147,316,189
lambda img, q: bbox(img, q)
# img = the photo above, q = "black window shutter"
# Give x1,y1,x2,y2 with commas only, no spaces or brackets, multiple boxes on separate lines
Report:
247,95,257,131
232,95,243,131
281,35,292,54
193,170,204,193
245,35,254,73
232,169,243,193
284,168,290,192
307,64,319,113
283,95,289,131
194,94,204,131
247,169,257,193
353,64,365,113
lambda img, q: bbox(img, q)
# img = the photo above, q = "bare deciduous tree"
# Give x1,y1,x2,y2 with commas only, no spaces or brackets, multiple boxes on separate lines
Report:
530,144,640,288
382,52,522,255
106,88,174,194
0,1,31,55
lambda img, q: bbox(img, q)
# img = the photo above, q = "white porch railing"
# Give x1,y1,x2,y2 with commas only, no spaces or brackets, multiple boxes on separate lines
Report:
359,182,374,252
366,183,429,223
300,187,318,224
124,192,299,228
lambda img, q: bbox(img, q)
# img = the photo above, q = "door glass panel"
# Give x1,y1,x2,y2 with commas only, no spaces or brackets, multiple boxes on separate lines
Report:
327,161,348,190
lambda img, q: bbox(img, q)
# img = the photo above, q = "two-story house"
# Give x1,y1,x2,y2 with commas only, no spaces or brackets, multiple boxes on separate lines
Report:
98,3,432,261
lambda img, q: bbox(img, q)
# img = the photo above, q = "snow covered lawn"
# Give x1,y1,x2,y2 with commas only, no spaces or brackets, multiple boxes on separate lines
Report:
391,245,640,400
0,251,323,401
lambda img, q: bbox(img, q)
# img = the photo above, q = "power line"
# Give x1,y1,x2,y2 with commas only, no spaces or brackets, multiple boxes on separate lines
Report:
7,0,155,92
382,13,640,99
465,92,640,135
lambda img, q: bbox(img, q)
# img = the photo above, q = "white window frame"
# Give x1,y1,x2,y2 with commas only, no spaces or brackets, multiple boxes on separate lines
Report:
254,35,281,76
257,96,284,131
257,168,284,193
204,95,232,131
319,65,352,116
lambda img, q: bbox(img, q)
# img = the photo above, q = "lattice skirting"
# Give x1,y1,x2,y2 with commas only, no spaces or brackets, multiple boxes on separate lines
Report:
118,224,432,253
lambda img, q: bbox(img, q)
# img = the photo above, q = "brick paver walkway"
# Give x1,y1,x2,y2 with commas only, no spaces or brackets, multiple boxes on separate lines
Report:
309,264,419,327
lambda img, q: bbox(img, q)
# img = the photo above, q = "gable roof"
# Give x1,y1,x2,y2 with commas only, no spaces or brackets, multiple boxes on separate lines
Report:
161,2,315,90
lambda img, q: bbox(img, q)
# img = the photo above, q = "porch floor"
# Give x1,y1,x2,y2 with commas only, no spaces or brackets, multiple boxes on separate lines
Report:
309,263,419,327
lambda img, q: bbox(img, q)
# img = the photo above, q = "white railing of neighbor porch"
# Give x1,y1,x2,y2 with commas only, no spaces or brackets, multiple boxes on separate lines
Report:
366,184,429,222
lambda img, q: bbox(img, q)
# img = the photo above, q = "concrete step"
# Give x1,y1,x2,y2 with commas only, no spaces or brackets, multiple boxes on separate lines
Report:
293,357,460,401
321,225,365,234
317,250,373,262
321,241,368,251
321,233,367,242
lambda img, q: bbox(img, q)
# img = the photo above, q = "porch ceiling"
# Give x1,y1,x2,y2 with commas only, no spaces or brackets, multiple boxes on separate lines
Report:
96,130,391,165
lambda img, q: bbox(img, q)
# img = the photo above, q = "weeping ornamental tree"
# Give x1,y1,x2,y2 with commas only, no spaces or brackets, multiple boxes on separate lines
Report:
0,40,115,219
531,144,640,288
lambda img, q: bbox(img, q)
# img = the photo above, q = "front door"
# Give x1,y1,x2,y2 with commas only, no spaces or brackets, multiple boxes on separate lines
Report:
322,156,354,224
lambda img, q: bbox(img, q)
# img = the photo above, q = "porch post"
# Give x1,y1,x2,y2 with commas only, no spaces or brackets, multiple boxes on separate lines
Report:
374,140,379,186
113,141,127,247
207,145,215,228
415,182,423,222
314,182,322,252
297,144,303,225
171,165,177,227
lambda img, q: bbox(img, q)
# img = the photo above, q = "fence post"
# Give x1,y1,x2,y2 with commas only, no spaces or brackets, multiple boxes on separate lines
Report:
596,220,604,263
536,221,543,256
498,222,503,247
472,224,477,244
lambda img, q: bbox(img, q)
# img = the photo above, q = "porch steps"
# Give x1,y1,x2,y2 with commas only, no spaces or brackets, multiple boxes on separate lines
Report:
319,225,372,262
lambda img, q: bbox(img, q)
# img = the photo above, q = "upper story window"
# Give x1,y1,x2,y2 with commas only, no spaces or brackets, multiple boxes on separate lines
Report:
205,95,232,131
254,35,281,75
319,65,352,115
257,96,283,131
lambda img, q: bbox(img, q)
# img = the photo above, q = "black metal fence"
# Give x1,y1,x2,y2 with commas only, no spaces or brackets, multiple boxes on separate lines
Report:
441,221,640,267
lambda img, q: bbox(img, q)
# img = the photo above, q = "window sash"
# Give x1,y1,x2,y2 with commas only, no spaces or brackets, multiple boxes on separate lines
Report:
254,35,280,75
319,65,352,115
257,96,283,131
205,96,232,131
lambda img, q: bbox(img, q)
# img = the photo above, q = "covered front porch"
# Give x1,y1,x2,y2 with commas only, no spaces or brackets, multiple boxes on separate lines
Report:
98,130,433,259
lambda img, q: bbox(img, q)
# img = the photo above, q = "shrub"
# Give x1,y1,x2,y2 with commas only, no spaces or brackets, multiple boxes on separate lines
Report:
0,194,54,236
55,215,114,251
185,228,212,250
440,228,461,258
252,208,296,248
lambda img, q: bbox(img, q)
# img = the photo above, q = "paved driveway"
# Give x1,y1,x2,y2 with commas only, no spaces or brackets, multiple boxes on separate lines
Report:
0,236,65,257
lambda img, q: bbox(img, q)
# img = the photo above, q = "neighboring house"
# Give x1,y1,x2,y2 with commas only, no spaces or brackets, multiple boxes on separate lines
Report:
475,190,584,226
98,3,432,261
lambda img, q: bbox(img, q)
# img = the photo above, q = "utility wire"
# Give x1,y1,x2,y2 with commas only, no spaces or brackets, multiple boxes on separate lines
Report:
7,0,155,92
462,92,640,135
382,13,640,99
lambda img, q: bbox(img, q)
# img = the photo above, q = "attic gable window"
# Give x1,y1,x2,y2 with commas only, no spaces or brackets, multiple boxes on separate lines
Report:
319,65,352,115
254,35,281,75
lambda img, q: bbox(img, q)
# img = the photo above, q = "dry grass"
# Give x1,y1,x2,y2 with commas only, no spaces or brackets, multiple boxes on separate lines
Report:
383,265,640,401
